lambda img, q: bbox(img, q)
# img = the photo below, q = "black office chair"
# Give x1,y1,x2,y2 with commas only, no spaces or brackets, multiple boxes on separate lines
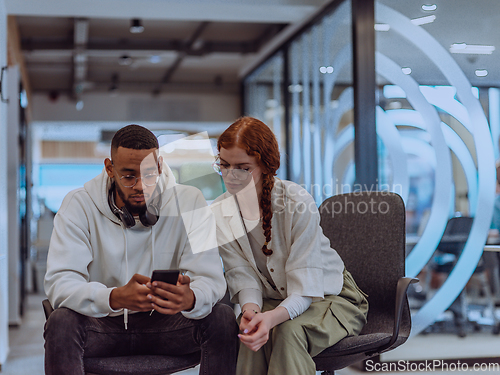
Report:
313,192,418,374
42,299,201,375
426,216,499,337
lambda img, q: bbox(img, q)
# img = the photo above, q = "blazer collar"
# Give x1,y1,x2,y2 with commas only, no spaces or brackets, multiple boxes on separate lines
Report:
218,194,258,269
217,178,284,269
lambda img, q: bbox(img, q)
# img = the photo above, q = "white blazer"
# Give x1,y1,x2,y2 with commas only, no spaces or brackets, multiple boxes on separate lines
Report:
210,178,344,305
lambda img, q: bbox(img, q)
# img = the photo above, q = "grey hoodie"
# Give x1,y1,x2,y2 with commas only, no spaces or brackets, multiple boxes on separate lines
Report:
45,163,226,321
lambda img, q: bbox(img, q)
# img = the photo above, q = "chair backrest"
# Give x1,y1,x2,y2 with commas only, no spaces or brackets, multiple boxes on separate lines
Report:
443,216,473,236
319,192,408,336
438,216,473,254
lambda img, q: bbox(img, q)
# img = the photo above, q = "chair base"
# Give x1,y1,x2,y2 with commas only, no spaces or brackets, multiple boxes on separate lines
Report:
314,334,408,374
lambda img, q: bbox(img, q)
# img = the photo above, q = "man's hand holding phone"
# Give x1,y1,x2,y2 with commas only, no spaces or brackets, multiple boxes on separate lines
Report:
109,273,155,312
147,270,196,315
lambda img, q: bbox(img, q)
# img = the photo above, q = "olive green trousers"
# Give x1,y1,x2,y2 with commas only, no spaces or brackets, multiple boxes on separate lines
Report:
236,269,368,375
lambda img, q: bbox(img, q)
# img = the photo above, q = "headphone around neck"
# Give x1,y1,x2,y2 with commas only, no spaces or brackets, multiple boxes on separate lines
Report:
108,182,161,228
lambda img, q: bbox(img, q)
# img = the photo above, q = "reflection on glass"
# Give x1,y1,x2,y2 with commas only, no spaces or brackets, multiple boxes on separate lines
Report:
244,52,285,179
288,1,353,204
375,1,495,337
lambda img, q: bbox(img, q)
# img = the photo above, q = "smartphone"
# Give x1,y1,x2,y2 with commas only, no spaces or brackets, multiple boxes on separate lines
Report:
151,269,180,285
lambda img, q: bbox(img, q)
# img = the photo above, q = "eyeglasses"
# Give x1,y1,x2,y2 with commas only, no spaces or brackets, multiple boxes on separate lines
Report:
115,171,159,188
212,162,253,181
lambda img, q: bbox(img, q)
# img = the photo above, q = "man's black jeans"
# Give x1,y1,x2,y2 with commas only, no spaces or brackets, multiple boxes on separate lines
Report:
44,303,239,375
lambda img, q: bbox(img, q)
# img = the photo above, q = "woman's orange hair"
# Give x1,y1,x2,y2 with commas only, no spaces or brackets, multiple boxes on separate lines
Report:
218,116,280,256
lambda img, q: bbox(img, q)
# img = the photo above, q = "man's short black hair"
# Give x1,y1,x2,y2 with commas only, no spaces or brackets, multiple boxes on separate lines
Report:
111,124,159,155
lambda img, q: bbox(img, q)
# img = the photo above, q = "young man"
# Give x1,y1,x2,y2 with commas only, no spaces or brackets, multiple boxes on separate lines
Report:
44,124,238,375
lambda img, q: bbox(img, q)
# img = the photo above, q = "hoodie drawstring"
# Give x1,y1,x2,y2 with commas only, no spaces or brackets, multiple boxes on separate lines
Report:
151,226,155,267
122,224,155,329
121,226,129,330
148,226,156,317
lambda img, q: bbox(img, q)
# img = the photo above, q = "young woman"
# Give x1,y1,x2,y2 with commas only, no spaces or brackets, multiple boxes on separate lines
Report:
210,116,369,375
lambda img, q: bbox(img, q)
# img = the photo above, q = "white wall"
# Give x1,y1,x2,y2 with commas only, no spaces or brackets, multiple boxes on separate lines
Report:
31,91,241,123
0,0,10,366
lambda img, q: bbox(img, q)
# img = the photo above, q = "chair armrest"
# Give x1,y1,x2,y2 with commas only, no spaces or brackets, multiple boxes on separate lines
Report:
42,299,55,320
366,277,418,356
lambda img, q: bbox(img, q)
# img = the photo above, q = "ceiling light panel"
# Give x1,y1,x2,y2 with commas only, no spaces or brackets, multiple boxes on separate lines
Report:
374,23,390,31
421,4,437,11
410,15,436,26
130,19,144,34
450,44,495,54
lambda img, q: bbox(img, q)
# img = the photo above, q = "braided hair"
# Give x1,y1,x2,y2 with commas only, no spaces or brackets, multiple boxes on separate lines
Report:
218,117,280,256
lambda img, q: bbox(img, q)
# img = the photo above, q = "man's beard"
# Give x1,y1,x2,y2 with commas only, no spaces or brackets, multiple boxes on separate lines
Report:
115,184,147,216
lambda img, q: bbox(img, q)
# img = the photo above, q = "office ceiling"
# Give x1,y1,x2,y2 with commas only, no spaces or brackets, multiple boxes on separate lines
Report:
6,0,500,99
17,17,286,96
7,0,328,97
376,0,500,88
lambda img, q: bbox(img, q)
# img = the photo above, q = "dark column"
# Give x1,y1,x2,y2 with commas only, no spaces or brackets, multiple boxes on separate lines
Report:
352,0,378,190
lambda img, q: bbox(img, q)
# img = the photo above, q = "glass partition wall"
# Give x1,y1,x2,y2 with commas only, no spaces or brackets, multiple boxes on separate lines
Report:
243,0,500,364
244,53,286,180
374,0,496,341
244,0,353,205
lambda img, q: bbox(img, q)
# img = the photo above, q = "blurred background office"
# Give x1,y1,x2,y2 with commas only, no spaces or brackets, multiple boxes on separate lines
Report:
1,0,500,373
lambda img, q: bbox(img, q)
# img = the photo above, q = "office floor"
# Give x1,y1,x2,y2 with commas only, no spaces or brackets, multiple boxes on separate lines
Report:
2,293,500,375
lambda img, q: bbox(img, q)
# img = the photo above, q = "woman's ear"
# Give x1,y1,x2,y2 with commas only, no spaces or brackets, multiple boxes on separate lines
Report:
158,155,163,174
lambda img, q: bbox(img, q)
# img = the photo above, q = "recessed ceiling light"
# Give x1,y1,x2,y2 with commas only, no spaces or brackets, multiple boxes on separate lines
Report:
422,4,437,11
130,19,144,34
76,100,84,111
450,44,495,54
402,67,412,75
411,15,436,26
288,84,303,93
374,23,390,31
475,69,488,77
118,55,133,66
192,39,204,51
319,66,334,74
